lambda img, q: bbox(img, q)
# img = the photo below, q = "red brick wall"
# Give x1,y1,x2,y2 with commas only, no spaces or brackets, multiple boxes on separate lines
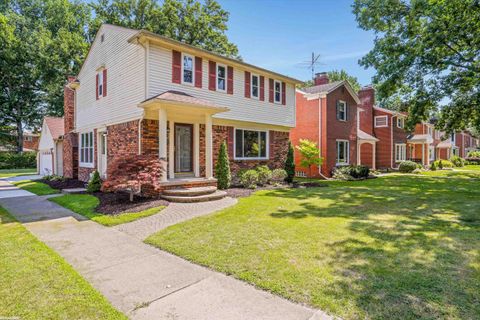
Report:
105,121,139,179
23,136,39,151
438,148,450,160
63,132,78,179
358,87,375,135
141,119,159,155
374,110,392,169
64,81,75,133
360,143,373,167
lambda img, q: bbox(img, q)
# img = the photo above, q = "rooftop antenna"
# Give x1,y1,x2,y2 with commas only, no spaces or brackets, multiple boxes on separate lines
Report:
295,52,323,80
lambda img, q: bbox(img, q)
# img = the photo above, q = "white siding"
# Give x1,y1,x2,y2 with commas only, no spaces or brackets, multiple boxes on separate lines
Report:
76,25,145,131
148,44,296,127
38,122,54,150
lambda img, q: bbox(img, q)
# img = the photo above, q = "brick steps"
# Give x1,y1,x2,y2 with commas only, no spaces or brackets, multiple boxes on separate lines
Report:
161,187,227,203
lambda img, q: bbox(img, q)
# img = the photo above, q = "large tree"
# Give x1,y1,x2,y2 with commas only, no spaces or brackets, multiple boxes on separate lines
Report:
90,0,240,58
353,0,480,132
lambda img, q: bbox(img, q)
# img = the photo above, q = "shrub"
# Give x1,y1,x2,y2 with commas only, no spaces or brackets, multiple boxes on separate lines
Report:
284,141,295,183
0,151,36,169
430,161,437,171
332,165,370,180
433,159,453,169
271,169,288,184
43,174,65,182
398,161,418,173
412,168,423,174
449,155,465,167
240,169,259,189
86,171,102,193
467,150,480,158
295,139,323,177
215,141,231,190
256,165,272,186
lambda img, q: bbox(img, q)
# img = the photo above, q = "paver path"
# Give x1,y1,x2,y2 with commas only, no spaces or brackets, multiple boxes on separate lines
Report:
0,191,333,320
114,197,237,240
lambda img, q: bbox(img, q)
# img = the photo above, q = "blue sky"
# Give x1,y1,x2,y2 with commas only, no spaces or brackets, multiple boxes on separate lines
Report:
219,0,376,85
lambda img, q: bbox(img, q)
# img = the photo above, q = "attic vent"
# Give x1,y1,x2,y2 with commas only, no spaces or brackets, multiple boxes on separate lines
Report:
101,34,105,43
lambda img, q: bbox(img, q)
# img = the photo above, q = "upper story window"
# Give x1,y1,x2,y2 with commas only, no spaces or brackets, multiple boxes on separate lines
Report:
96,69,107,100
251,74,259,99
336,101,347,121
80,132,94,167
97,71,103,97
274,80,282,103
397,117,405,129
451,134,456,143
217,64,226,92
375,115,388,127
336,140,350,165
428,126,433,136
182,53,194,84
24,136,32,142
235,129,268,160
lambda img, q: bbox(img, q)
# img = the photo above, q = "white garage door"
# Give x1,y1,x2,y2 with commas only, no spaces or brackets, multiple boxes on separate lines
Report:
39,150,53,175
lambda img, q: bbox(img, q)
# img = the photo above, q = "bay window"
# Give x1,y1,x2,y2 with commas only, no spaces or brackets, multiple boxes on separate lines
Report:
235,129,268,159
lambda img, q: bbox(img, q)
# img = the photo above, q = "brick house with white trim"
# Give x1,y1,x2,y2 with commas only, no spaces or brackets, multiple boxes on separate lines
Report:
63,24,300,195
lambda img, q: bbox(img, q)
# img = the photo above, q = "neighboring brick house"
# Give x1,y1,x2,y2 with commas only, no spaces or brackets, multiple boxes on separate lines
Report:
23,132,40,151
63,24,299,193
291,73,377,177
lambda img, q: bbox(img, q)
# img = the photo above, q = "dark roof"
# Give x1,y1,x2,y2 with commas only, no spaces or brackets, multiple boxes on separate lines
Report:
301,81,344,95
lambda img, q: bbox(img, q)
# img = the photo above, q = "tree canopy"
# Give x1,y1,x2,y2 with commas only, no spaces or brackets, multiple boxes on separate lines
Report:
353,0,480,132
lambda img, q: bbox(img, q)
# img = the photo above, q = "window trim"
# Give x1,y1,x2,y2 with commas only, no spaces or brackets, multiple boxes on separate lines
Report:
336,139,350,166
395,143,407,163
79,131,95,168
429,146,435,161
233,128,269,160
337,100,347,121
181,52,195,86
427,126,433,137
97,70,104,99
251,73,260,99
374,115,389,128
216,63,227,92
274,80,282,104
451,134,456,144
397,117,405,129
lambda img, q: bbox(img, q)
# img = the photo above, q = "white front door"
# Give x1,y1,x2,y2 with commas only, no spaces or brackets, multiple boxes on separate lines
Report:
98,132,107,178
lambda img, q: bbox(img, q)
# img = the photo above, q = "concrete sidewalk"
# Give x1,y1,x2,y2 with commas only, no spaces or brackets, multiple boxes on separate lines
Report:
0,195,333,320
0,178,36,199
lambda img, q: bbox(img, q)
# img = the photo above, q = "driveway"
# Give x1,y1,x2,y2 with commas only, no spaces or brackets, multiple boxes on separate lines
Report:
0,193,333,320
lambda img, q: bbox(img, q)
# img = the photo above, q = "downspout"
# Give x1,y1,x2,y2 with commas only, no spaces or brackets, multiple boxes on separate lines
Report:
137,39,149,155
390,114,396,169
318,96,330,180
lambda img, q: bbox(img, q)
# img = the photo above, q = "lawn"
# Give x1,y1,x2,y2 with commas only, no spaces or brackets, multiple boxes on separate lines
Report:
50,194,165,226
146,170,480,320
0,168,37,178
12,179,59,195
0,206,125,319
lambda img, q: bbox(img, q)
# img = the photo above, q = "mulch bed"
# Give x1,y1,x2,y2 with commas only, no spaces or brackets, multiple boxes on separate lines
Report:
93,191,169,215
38,178,86,190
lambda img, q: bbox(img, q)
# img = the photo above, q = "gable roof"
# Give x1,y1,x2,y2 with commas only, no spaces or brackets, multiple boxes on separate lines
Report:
299,80,360,104
44,117,64,140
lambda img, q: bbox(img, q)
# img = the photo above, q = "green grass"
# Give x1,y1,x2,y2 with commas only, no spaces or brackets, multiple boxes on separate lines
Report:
146,170,480,320
12,180,59,195
0,206,126,319
50,194,165,226
0,168,37,178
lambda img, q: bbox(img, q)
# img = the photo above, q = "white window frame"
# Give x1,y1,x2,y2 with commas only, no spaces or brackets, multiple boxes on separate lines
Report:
97,70,104,98
451,134,456,144
216,63,227,92
428,126,433,137
374,115,389,128
397,117,405,129
79,131,94,168
274,80,282,104
251,73,259,99
336,140,350,166
395,143,407,162
234,128,269,160
452,147,459,157
181,53,194,85
429,146,435,161
435,130,441,140
337,100,347,121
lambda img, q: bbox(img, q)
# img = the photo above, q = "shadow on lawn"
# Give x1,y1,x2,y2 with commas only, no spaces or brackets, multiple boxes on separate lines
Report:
265,174,480,319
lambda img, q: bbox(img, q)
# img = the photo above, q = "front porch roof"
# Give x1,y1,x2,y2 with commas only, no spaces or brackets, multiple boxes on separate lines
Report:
139,90,230,114
407,134,433,144
437,140,453,149
357,129,379,142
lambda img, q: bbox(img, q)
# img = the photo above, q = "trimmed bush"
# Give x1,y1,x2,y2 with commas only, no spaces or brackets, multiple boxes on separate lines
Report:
467,150,480,158
215,141,231,190
0,152,36,169
332,165,370,180
240,169,259,189
430,161,437,171
449,155,465,167
86,171,102,193
271,169,288,184
412,168,423,174
433,159,454,169
256,165,272,186
398,161,418,173
284,141,295,183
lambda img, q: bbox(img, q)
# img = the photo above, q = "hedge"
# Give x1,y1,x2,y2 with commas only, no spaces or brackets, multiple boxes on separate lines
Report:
0,152,36,169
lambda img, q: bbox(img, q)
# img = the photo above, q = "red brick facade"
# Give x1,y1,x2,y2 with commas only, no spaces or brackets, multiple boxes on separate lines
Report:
63,78,78,179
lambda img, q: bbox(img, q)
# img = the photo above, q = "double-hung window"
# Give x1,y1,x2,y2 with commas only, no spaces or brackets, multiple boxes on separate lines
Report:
397,117,404,129
336,101,347,121
182,53,194,84
251,74,259,99
97,71,103,97
274,80,281,103
217,64,226,91
429,146,435,161
336,140,349,165
451,134,456,144
375,115,388,128
235,129,268,159
428,126,433,137
395,144,407,162
80,132,94,167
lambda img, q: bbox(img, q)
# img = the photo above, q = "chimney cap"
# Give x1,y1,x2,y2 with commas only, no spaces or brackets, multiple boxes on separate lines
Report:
315,72,328,77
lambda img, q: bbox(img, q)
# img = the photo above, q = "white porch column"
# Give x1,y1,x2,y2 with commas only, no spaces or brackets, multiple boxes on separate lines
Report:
426,145,430,166
422,143,425,166
168,120,174,179
194,123,200,177
357,141,361,166
158,107,168,182
205,114,213,179
372,143,376,170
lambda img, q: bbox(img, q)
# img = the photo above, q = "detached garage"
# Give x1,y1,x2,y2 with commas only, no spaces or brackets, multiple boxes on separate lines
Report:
38,117,64,176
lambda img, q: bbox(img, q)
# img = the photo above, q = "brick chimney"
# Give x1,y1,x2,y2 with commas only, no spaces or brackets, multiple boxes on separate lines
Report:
314,72,329,86
64,76,77,133
358,86,375,135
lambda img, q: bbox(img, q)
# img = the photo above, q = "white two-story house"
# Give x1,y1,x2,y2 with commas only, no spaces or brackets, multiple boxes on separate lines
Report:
63,24,299,195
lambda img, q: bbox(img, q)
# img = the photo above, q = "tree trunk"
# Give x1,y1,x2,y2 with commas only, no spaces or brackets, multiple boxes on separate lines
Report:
16,120,23,153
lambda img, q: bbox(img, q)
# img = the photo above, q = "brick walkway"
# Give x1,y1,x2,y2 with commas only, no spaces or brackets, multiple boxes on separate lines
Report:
114,197,238,240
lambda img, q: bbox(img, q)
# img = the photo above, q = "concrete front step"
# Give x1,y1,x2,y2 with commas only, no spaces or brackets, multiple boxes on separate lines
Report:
161,190,227,203
162,186,217,197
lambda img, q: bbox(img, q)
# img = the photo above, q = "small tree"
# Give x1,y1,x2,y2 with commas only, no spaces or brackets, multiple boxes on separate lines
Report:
295,139,323,177
284,141,295,183
215,141,231,189
87,171,102,193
